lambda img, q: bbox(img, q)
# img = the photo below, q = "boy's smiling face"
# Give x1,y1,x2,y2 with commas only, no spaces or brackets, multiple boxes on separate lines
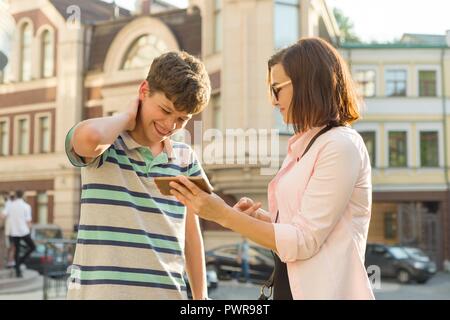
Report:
134,80,192,146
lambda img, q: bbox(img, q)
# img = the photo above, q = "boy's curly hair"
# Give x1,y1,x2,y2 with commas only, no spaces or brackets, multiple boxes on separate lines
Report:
146,51,211,114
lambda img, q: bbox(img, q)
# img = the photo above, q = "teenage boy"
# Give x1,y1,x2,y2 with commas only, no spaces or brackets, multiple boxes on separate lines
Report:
65,51,211,299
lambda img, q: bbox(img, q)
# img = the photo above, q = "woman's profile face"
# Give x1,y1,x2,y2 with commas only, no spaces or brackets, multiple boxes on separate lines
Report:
270,63,293,124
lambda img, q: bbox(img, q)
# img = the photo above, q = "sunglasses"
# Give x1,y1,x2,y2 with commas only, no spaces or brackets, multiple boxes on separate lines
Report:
270,80,292,101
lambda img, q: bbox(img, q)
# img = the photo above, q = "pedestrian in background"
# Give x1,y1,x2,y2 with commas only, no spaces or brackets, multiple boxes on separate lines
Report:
2,190,35,278
1,191,17,269
237,237,250,283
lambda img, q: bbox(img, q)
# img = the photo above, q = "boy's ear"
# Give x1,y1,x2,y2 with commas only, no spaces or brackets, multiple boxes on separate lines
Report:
138,80,150,100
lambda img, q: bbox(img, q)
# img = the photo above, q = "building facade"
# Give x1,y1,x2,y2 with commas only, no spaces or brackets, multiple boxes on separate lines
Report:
2,0,448,270
0,0,339,249
342,35,450,268
0,0,206,234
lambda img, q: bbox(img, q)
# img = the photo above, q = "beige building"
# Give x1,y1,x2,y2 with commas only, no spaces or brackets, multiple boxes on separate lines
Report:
190,0,340,248
0,0,339,245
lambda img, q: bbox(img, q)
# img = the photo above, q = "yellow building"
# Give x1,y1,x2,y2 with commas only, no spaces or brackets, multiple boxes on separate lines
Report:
196,1,450,269
341,33,450,268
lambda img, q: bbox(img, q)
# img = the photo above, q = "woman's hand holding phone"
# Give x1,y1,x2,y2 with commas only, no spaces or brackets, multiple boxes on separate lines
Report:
169,176,227,223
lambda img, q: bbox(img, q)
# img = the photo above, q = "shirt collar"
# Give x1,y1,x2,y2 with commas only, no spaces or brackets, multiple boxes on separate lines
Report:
287,125,327,157
119,131,177,161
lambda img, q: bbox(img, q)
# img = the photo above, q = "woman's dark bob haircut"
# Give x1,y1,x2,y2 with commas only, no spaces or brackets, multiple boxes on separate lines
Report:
268,37,361,133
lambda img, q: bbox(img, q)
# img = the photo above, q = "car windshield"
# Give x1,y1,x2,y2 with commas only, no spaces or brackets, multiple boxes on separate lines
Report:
35,228,63,240
214,246,238,258
252,247,273,259
403,247,429,261
388,247,409,259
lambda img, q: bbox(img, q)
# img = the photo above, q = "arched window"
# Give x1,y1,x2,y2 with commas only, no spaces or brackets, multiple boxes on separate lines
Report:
20,23,32,81
121,34,168,70
41,30,54,78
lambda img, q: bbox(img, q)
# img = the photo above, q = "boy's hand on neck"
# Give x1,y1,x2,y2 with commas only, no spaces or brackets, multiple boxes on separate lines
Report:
124,98,140,132
71,97,141,160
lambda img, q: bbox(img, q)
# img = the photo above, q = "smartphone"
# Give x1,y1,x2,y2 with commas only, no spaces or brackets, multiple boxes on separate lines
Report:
154,176,213,196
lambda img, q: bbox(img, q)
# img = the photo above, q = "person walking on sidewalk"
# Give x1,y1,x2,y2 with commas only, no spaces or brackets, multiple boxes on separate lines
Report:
1,192,16,268
237,238,250,283
2,190,36,278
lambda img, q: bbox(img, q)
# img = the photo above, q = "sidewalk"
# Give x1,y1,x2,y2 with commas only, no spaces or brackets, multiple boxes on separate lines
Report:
0,290,42,300
209,272,450,300
2,272,449,300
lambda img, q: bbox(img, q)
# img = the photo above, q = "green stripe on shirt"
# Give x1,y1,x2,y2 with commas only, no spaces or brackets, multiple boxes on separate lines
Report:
77,230,182,252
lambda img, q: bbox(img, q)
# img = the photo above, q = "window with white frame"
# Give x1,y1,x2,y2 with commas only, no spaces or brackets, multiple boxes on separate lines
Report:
274,0,299,49
17,118,30,155
418,70,437,97
41,30,54,78
388,131,407,167
37,115,50,153
360,131,376,167
214,0,222,53
121,34,168,70
354,69,376,97
37,191,48,224
0,120,8,156
385,70,407,97
420,131,439,167
20,23,32,82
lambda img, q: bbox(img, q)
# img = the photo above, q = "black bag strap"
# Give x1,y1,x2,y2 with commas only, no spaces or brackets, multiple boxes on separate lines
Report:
258,124,336,300
301,124,335,158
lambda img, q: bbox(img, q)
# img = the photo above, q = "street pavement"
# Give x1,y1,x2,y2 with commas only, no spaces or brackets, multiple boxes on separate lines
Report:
209,272,450,300
1,272,449,300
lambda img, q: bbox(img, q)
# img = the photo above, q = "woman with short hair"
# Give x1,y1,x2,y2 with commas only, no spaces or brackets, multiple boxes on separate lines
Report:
170,37,374,300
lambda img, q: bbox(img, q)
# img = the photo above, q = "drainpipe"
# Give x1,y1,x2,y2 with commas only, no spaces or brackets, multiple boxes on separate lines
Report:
441,47,449,268
441,48,449,190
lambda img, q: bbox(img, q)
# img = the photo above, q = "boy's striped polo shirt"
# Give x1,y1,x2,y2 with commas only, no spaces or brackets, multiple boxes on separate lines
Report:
65,128,208,300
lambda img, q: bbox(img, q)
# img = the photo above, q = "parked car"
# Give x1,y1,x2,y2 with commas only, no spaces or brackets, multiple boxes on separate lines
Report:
184,267,219,299
24,224,74,276
365,243,437,284
205,243,274,284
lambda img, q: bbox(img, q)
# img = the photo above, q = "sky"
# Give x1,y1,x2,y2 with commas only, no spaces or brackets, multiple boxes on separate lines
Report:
108,0,450,43
326,0,450,42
